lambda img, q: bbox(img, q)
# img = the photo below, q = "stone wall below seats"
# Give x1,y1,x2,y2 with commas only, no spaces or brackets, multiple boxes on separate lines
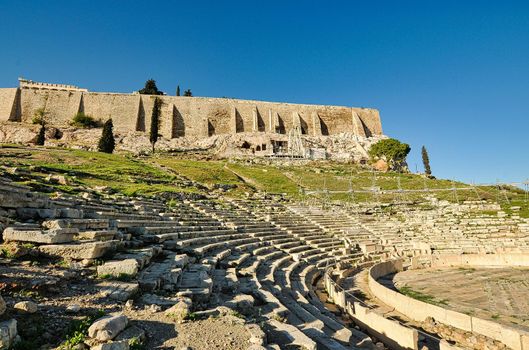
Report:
369,257,529,350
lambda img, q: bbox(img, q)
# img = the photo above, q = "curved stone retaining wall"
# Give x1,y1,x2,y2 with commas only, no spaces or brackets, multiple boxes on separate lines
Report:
324,271,419,350
368,255,529,350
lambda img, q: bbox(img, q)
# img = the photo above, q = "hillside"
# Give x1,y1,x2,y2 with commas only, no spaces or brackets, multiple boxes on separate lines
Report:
1,144,526,217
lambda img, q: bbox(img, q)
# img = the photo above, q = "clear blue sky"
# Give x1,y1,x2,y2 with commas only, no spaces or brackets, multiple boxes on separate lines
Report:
1,1,528,184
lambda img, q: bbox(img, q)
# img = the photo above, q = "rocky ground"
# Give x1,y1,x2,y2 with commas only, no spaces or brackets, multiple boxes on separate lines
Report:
0,252,266,350
0,121,384,162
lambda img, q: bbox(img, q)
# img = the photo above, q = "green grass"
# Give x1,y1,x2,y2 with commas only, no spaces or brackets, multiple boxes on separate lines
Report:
398,286,449,306
58,310,106,349
0,146,190,196
1,144,527,206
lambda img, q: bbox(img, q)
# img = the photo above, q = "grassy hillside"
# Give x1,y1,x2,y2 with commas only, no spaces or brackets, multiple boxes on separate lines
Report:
1,144,527,216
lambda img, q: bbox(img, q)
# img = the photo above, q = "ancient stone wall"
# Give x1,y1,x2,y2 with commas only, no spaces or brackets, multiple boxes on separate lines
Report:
0,86,383,139
369,258,529,350
0,88,20,122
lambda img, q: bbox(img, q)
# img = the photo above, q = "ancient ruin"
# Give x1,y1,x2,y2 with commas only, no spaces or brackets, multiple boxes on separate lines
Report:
0,143,528,349
0,78,385,159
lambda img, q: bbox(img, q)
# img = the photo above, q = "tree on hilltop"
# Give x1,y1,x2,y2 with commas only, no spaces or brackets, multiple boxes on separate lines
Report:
183,89,192,97
150,97,162,153
369,138,410,171
98,118,115,154
422,145,432,175
139,79,164,95
176,85,180,96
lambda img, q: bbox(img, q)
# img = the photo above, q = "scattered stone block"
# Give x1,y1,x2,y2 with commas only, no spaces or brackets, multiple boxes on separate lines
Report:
90,340,130,350
97,281,139,302
88,314,128,341
97,259,139,278
164,297,192,322
14,301,38,313
0,319,18,350
114,325,146,343
66,303,81,313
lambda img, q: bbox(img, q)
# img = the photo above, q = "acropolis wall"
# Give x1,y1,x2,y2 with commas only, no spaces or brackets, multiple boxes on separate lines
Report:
0,79,383,139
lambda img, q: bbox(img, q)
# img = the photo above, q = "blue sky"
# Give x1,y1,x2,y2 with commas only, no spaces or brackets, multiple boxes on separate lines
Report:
1,1,528,184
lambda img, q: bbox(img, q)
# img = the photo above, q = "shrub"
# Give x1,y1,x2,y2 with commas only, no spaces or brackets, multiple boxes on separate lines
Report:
369,138,410,164
71,112,100,128
183,89,193,97
32,108,47,125
35,125,46,146
98,119,115,153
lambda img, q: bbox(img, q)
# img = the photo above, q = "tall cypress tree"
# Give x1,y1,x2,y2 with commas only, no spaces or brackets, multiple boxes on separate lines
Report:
35,125,46,146
422,145,432,175
150,97,161,153
98,118,115,153
176,85,180,96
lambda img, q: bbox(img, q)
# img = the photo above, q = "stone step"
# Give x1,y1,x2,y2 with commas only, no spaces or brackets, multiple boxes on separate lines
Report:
38,240,119,260
3,226,78,244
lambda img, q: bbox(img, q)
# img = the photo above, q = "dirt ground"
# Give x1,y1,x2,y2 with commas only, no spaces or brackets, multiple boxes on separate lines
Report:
394,266,529,329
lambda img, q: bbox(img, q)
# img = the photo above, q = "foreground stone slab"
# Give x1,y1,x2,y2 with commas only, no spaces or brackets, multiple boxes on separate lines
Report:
88,314,128,341
3,227,77,244
97,259,139,277
13,301,38,313
39,241,117,259
0,319,18,350
97,281,139,302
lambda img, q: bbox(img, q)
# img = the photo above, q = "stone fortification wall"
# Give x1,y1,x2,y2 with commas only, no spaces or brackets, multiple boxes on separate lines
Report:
369,258,529,350
0,86,383,139
0,88,20,121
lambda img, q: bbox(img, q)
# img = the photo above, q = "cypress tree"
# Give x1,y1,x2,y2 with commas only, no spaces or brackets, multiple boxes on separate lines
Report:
35,125,46,146
176,85,180,96
98,118,115,153
422,145,432,175
150,97,161,153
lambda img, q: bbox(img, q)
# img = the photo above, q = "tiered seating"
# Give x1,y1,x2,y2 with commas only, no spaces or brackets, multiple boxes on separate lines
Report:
3,175,529,349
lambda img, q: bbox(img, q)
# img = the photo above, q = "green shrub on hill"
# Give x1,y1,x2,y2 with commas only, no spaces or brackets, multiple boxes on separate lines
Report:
369,138,410,165
71,112,100,128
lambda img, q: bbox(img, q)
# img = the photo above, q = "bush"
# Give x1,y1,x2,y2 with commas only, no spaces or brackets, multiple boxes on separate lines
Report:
71,112,100,128
32,108,46,125
369,138,410,164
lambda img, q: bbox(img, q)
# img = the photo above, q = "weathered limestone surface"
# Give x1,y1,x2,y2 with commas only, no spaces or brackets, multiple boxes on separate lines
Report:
88,314,128,341
97,259,139,277
3,227,77,244
0,82,383,139
38,241,117,259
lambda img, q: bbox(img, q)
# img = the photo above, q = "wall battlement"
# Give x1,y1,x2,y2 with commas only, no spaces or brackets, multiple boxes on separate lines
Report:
0,79,383,140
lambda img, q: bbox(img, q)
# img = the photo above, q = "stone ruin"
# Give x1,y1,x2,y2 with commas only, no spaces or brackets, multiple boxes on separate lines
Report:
1,170,529,349
0,78,386,160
